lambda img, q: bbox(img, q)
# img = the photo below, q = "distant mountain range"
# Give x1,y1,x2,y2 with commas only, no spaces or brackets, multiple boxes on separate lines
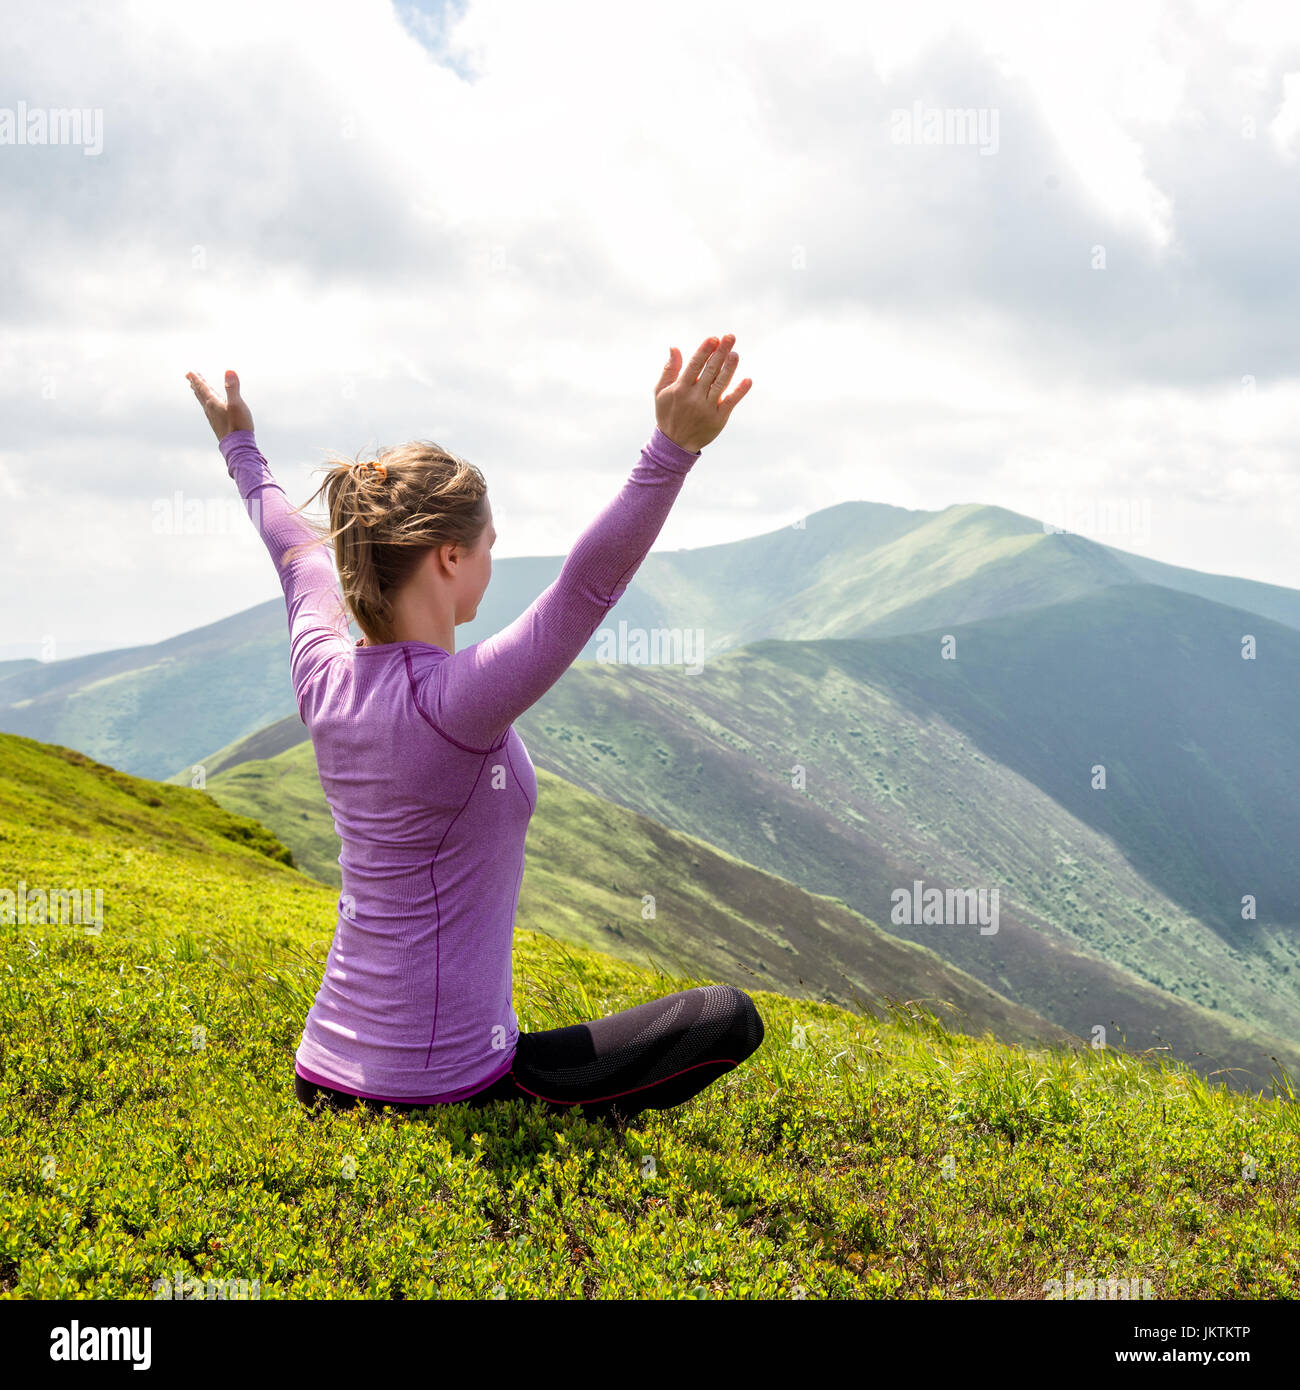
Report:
4,499,1298,780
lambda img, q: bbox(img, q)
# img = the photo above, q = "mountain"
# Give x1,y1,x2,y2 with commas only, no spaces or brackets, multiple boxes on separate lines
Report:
822,584,1300,941
0,603,303,782
1111,547,1300,631
180,575,1300,1034
6,498,1299,778
11,482,1300,1079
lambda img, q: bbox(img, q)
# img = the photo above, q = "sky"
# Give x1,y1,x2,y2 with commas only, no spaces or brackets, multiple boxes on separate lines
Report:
4,0,1300,660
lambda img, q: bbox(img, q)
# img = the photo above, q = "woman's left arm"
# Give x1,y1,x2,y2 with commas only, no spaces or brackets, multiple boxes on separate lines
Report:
186,369,351,724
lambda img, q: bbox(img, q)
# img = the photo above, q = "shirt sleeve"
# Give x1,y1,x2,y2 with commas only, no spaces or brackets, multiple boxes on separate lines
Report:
219,429,352,724
413,426,702,751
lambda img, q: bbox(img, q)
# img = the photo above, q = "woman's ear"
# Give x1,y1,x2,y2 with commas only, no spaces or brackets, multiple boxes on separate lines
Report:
414,539,470,585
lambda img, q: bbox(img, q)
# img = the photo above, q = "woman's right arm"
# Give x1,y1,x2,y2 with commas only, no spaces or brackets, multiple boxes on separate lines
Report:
415,334,751,750
415,427,699,749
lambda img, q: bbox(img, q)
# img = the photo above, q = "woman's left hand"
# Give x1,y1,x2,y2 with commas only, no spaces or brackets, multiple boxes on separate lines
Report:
186,368,254,441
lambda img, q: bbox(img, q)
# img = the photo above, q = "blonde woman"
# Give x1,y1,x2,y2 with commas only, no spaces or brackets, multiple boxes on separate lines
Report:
185,336,762,1123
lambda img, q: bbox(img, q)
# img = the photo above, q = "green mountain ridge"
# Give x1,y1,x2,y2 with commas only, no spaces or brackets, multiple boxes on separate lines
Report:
496,602,1300,1081
820,583,1300,935
10,490,1300,1089
6,498,1299,779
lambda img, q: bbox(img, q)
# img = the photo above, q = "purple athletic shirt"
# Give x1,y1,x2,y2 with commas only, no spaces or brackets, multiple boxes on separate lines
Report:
219,424,701,1102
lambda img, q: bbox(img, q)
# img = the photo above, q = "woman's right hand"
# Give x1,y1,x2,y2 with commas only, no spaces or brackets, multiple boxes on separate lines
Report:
186,368,255,442
654,333,751,453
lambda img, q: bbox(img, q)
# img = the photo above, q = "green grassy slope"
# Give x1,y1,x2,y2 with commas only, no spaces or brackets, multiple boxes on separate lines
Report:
203,739,1068,1049
2,731,1298,1299
727,506,1137,644
178,711,308,780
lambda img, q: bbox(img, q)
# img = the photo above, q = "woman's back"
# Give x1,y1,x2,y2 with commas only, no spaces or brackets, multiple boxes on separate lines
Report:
303,642,538,1101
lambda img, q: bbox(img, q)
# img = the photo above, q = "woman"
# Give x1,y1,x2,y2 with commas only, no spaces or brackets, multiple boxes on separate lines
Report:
184,335,763,1125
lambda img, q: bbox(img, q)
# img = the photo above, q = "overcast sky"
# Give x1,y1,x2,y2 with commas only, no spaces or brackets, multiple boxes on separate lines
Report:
4,0,1300,659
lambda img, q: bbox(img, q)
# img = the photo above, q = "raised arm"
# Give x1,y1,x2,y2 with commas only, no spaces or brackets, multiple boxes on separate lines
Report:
415,428,698,749
414,334,752,750
186,371,351,724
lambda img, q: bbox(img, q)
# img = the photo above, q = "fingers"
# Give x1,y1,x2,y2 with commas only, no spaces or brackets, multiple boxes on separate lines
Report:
186,371,216,405
683,336,720,382
708,346,740,396
697,334,736,391
721,377,753,412
185,370,241,405
654,347,680,394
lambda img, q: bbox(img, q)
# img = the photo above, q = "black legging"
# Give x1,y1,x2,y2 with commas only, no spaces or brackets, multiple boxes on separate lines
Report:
294,983,765,1124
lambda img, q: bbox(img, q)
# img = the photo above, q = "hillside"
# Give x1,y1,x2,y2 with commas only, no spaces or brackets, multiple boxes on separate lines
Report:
1,730,1298,1299
0,602,304,782
200,738,1071,1050
1113,547,1300,631
720,505,1139,644
826,584,1300,937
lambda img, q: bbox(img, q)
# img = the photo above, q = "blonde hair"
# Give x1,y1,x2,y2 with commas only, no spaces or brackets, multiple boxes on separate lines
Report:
284,440,489,647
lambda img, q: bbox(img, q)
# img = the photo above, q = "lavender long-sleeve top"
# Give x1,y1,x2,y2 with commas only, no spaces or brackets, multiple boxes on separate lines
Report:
218,425,701,1102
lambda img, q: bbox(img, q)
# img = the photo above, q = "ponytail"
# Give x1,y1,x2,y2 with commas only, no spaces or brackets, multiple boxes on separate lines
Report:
284,441,489,646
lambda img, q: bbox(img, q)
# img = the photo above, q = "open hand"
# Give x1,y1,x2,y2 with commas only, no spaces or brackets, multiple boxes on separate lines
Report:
186,369,254,441
654,334,751,453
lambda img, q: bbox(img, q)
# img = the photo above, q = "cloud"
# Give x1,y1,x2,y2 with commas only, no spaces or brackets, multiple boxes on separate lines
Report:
3,0,1299,655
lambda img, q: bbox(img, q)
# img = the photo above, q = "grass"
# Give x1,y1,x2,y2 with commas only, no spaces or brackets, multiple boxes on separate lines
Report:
1,732,1298,1298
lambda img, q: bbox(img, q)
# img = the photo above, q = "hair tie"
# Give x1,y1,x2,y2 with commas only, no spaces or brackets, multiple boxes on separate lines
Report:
351,458,387,483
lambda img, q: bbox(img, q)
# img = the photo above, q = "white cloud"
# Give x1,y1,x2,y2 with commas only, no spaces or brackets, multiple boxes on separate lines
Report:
1268,71,1300,160
2,0,1299,654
